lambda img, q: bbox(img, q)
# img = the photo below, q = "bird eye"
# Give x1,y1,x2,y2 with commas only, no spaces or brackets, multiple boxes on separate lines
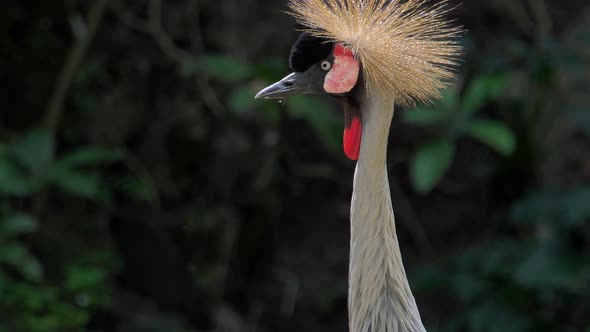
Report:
320,61,332,71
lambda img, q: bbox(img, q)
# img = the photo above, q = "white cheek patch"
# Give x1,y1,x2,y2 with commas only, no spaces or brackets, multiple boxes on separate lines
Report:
324,54,360,94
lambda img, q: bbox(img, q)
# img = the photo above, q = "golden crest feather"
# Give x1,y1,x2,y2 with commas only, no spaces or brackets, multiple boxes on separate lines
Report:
287,0,462,106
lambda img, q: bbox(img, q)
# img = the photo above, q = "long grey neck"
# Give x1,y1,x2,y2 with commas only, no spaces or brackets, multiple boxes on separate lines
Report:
348,95,426,332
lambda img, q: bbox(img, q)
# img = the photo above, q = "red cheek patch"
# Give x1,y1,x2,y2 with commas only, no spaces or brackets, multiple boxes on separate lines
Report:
324,44,360,94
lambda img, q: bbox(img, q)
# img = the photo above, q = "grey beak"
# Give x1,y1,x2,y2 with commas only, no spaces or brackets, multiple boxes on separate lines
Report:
255,72,317,99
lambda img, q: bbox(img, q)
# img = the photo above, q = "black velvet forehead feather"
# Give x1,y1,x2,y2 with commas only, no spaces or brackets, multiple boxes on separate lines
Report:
289,33,333,72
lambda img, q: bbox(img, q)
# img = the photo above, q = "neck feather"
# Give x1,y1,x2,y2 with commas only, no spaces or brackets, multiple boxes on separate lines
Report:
348,95,426,332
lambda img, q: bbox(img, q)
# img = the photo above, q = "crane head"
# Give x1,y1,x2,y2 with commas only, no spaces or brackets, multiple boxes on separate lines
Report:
255,33,361,100
255,0,462,161
256,33,363,160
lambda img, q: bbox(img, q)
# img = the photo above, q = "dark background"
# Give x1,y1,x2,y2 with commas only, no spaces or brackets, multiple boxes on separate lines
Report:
1,0,590,331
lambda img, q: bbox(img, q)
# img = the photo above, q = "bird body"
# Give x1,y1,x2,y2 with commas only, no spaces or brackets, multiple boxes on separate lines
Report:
256,1,461,331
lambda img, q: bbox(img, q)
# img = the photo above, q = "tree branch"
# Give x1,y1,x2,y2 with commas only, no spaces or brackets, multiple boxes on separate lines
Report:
44,0,109,133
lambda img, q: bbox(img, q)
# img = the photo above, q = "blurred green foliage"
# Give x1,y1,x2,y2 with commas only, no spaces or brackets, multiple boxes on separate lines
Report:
0,129,136,331
404,74,516,193
1,1,589,331
186,52,343,154
410,13,590,332
415,183,590,332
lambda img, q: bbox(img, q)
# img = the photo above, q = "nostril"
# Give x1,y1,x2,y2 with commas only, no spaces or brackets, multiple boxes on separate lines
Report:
284,81,293,87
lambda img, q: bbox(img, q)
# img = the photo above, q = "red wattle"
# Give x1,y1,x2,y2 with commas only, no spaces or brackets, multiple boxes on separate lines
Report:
343,116,362,161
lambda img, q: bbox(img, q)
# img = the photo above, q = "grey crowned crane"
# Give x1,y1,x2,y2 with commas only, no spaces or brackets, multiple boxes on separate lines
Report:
256,0,462,331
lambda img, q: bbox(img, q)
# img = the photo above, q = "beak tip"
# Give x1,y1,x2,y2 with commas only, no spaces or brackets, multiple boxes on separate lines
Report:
255,87,272,100
255,73,301,100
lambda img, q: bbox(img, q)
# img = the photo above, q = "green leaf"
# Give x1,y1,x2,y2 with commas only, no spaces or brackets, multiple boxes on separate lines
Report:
20,259,43,283
10,129,55,175
254,57,288,81
0,242,43,281
0,158,38,196
259,101,281,125
181,55,253,82
403,108,449,126
410,140,455,194
229,87,259,113
47,146,122,199
466,119,516,155
65,266,106,293
56,147,124,168
478,239,523,277
438,88,461,110
461,74,506,116
49,167,101,199
287,96,341,153
403,89,458,127
1,213,39,236
117,176,158,202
